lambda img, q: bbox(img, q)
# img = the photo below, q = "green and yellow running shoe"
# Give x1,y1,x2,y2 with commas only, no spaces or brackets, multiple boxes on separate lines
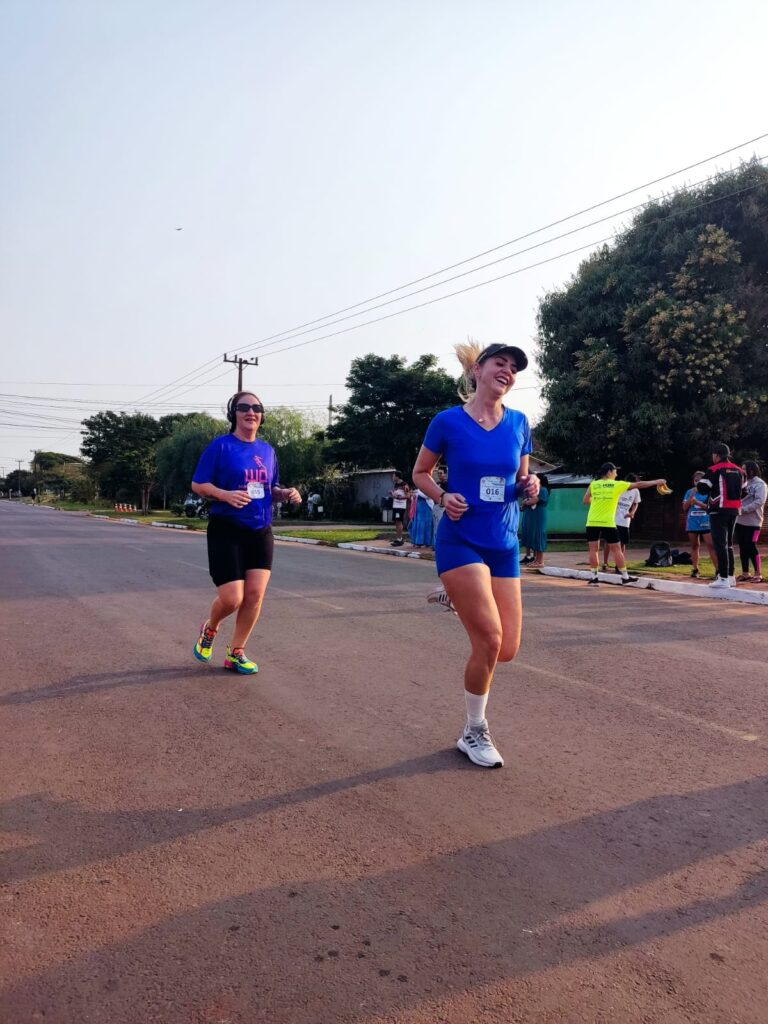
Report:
194,621,218,663
223,646,259,674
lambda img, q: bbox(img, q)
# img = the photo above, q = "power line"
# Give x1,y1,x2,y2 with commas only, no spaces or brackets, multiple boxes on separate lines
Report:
0,392,345,409
234,132,768,351
82,133,768,412
235,160,767,361
252,179,765,362
137,137,766,408
133,355,224,406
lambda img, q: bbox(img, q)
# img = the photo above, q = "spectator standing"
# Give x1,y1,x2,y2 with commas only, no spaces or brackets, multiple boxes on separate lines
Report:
683,471,716,578
608,473,641,570
389,471,411,547
583,463,666,586
735,460,766,583
519,474,549,567
698,443,745,589
409,489,435,548
431,467,448,538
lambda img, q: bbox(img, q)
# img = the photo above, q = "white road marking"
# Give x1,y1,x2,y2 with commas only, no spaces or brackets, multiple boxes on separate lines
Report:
270,586,345,611
519,662,760,744
174,566,344,610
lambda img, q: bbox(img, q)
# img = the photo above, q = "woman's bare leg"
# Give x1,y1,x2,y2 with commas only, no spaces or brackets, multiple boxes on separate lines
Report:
689,533,701,572
208,580,244,631
441,563,503,694
231,569,271,648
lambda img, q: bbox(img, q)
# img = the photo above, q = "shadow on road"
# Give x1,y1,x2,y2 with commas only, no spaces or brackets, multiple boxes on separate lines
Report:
2,771,766,1022
0,750,460,885
0,667,208,705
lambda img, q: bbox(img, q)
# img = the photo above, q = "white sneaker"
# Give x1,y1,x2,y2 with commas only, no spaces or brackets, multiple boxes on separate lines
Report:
727,576,736,587
426,587,457,614
708,576,731,589
457,720,504,768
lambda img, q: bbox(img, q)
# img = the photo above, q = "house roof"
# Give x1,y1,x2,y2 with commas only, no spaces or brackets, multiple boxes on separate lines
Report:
547,472,592,486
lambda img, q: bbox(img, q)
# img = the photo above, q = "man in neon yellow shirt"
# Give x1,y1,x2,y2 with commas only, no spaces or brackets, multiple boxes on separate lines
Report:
583,462,667,586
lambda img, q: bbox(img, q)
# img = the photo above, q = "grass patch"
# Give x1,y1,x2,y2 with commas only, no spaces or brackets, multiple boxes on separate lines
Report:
42,501,114,513
275,528,390,544
84,506,207,529
626,558,716,578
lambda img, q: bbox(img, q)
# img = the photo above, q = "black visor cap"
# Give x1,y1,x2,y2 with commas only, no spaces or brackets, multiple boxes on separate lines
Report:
477,343,528,371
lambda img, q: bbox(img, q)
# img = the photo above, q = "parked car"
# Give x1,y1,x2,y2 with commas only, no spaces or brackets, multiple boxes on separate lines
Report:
183,494,209,520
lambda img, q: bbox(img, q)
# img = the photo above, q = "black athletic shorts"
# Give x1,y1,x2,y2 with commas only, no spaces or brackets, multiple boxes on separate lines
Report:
206,515,274,586
392,508,407,522
616,525,630,546
586,525,620,543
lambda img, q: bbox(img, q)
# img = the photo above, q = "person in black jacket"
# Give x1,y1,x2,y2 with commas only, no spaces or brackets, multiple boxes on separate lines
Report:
697,443,746,589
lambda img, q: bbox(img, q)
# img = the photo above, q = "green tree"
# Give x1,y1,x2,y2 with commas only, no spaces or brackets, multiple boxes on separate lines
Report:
33,451,85,472
80,411,167,511
326,353,458,473
31,452,88,497
6,469,33,496
259,408,326,490
535,162,768,480
155,414,227,499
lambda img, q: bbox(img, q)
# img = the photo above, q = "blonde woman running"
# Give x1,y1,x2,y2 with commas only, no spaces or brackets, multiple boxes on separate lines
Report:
413,342,538,768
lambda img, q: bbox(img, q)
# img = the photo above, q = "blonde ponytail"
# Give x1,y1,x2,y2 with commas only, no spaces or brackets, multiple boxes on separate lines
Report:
455,338,484,401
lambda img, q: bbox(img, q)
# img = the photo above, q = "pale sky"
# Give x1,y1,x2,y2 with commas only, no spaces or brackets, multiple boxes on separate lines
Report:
2,0,766,471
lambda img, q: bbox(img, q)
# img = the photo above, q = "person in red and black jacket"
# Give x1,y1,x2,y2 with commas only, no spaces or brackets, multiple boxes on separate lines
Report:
696,442,746,588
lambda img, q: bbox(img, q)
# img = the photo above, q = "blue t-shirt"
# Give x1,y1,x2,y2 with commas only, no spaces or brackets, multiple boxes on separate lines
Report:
684,487,711,532
192,434,279,530
423,405,532,549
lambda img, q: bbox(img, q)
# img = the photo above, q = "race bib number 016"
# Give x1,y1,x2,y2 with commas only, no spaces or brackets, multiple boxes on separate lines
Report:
480,476,504,502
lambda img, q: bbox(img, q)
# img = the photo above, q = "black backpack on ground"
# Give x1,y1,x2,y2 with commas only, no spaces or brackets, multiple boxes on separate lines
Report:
645,542,673,567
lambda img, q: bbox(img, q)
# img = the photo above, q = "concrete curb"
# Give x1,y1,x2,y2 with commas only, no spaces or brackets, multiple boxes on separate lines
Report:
275,536,322,545
541,566,768,606
337,542,427,559
276,536,434,559
88,514,140,526
151,522,190,530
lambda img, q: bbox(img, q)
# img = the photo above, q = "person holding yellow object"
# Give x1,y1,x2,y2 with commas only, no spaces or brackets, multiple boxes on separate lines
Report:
583,463,666,586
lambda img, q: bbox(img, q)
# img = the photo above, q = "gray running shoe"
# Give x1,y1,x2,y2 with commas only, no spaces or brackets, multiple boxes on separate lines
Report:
457,719,504,768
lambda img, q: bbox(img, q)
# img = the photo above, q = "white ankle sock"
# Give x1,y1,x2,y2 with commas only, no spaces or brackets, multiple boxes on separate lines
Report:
465,690,489,728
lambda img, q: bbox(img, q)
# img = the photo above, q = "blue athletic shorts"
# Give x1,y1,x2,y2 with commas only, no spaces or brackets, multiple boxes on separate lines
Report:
435,534,520,578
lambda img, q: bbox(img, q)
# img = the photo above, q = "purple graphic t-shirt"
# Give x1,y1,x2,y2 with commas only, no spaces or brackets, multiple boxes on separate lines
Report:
192,435,279,530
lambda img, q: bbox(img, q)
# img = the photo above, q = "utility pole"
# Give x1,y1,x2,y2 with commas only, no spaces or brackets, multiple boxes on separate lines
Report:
223,353,258,391
30,450,38,501
16,459,23,501
328,394,334,429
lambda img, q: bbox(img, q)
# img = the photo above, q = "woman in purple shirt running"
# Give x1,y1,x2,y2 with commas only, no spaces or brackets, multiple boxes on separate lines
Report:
190,391,301,674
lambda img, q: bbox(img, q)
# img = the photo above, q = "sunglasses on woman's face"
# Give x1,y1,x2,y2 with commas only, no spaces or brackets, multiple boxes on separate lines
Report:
235,403,264,414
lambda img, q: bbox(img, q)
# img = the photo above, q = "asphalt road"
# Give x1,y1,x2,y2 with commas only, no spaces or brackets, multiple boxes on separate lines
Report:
1,502,766,1024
